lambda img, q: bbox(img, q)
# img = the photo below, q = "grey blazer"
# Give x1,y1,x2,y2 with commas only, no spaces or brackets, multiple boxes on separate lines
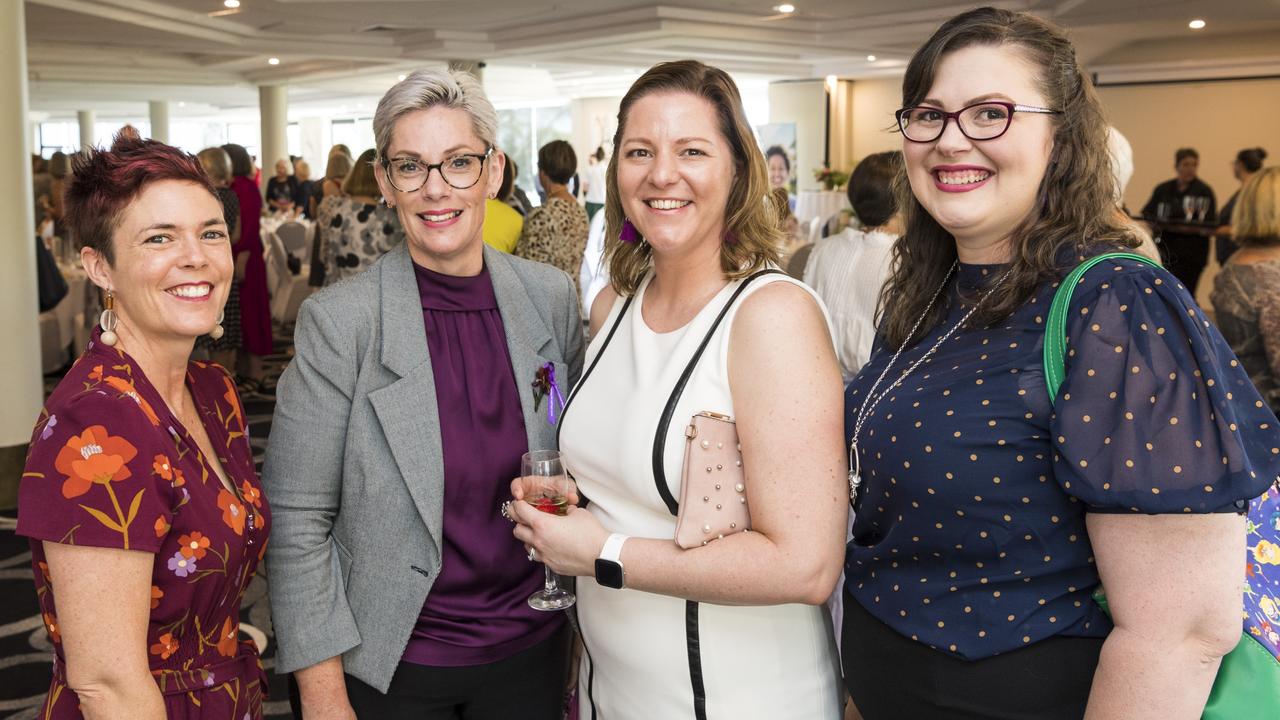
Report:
263,242,584,692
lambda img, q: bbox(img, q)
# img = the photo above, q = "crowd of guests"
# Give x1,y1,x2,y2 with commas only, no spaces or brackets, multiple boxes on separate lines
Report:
16,5,1280,720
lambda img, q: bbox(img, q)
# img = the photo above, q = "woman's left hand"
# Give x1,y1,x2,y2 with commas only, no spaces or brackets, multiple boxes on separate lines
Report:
510,501,609,578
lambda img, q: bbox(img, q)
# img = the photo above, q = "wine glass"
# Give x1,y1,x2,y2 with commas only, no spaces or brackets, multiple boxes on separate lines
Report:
1196,196,1210,222
520,450,576,611
1182,195,1195,221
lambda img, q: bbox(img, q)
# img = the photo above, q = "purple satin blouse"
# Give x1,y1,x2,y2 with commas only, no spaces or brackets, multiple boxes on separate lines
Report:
401,261,563,667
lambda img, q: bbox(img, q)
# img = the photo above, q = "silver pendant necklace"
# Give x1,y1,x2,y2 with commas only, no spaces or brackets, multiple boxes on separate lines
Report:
848,263,1009,507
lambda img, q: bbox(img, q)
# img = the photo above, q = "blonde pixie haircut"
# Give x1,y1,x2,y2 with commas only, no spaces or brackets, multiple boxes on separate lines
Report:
1233,166,1280,246
604,60,781,295
372,68,497,161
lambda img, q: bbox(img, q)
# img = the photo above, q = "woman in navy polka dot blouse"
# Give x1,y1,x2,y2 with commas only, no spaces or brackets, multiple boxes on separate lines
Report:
840,8,1280,719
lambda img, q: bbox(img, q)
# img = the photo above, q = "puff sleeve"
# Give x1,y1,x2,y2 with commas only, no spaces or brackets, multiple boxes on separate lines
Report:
1050,258,1280,513
18,387,180,553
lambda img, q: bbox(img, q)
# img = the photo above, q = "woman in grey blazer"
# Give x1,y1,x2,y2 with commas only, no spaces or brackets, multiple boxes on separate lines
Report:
263,69,584,720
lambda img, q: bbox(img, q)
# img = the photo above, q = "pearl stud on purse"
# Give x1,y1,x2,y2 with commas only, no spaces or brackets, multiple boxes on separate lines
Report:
674,411,750,549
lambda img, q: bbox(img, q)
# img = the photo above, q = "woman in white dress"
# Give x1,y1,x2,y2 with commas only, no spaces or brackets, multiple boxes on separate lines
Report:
509,60,847,719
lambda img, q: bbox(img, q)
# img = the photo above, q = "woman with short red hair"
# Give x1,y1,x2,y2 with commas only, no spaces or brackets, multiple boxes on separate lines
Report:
16,133,270,719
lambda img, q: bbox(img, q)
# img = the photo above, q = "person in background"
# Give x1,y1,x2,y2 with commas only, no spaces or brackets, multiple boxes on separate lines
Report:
1104,128,1161,264
315,148,402,286
39,151,71,239
510,59,845,720
17,132,268,720
1141,147,1216,293
766,144,791,191
515,140,590,298
1212,166,1280,413
32,154,51,231
292,159,316,220
266,157,299,213
505,157,534,216
769,186,805,271
265,68,582,720
483,155,524,253
584,146,607,221
311,149,353,219
843,8,1277,719
1216,147,1268,265
195,147,244,372
221,143,273,393
804,150,903,381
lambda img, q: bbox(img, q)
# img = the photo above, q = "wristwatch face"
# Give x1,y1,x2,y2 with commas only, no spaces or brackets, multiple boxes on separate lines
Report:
594,559,624,589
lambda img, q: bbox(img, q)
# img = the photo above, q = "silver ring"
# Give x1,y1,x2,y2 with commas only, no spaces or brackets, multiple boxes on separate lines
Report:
500,500,514,522
527,548,537,562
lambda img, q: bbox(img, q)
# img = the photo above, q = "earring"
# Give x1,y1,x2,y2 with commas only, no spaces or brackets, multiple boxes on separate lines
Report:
99,291,118,347
619,218,639,243
209,309,225,341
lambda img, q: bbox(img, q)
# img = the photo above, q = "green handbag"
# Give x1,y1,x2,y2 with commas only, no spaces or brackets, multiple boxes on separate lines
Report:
1045,251,1280,719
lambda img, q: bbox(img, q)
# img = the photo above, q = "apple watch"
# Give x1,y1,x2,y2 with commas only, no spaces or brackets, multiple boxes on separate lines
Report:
594,533,629,589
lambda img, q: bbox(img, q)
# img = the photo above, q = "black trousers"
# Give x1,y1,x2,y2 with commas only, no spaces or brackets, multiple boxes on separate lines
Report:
842,590,1103,720
294,625,570,720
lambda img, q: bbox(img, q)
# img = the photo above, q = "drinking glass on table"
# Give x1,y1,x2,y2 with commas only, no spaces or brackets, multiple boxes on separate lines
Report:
520,450,576,611
1196,196,1210,222
1183,195,1195,221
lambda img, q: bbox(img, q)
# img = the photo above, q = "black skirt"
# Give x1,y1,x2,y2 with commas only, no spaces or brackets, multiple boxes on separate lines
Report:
842,590,1103,720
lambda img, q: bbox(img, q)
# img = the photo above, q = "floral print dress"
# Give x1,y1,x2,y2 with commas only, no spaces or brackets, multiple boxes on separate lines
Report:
17,330,271,719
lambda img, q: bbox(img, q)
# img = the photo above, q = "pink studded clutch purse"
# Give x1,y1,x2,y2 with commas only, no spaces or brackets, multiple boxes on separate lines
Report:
675,411,751,549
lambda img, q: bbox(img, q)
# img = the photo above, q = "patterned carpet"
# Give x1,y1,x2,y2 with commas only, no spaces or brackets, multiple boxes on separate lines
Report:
0,330,296,719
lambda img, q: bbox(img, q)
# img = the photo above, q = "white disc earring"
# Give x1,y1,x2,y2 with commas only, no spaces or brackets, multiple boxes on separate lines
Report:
99,291,118,347
209,309,225,341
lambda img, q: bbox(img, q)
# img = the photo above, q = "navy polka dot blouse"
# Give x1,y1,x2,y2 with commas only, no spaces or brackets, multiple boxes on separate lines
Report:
844,257,1280,660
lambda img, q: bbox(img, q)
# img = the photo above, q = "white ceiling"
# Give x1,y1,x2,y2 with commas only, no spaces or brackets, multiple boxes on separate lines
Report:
22,0,1280,122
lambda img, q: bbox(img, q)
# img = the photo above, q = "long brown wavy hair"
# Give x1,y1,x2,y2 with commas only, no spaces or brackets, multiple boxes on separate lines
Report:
604,60,781,295
877,7,1140,350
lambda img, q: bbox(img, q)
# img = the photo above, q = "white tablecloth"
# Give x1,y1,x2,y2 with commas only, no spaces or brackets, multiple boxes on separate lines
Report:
39,264,93,373
795,190,851,225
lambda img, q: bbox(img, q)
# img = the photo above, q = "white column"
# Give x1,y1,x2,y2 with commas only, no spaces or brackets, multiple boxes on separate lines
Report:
77,109,95,151
0,0,45,506
148,100,170,143
258,85,288,197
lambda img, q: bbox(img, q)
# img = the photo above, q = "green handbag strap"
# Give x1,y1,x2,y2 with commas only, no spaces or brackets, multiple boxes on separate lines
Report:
1043,252,1161,405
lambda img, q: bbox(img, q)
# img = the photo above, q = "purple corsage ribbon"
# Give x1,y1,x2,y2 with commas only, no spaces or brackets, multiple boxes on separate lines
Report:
532,363,567,425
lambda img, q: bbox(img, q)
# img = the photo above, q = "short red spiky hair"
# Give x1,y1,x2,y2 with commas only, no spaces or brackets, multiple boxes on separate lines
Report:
64,132,218,265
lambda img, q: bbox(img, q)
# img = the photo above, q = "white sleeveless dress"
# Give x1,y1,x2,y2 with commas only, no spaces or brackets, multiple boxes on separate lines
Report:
559,271,842,720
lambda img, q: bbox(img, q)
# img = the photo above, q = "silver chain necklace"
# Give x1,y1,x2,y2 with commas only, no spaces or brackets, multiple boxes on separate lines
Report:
848,263,1009,506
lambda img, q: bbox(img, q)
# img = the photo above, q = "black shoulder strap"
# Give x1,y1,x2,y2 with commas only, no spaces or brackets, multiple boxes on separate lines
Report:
651,269,786,516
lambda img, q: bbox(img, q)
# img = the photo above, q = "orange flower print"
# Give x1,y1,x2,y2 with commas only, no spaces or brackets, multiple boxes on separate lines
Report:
37,561,52,584
217,489,246,535
150,585,164,609
43,612,61,644
87,364,104,382
153,455,173,481
154,515,170,538
172,467,185,487
150,632,179,660
240,480,262,509
104,376,161,427
216,617,238,658
53,426,137,499
178,531,210,559
221,373,244,431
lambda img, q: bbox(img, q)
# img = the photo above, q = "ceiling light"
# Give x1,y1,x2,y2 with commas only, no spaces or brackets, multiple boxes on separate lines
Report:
866,54,877,62
776,4,796,13
224,0,240,7
178,101,186,107
267,57,280,65
397,74,406,81
1189,19,1206,30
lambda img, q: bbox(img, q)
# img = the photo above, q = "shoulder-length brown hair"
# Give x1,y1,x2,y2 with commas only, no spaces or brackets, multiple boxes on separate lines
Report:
604,60,781,295
878,6,1139,350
